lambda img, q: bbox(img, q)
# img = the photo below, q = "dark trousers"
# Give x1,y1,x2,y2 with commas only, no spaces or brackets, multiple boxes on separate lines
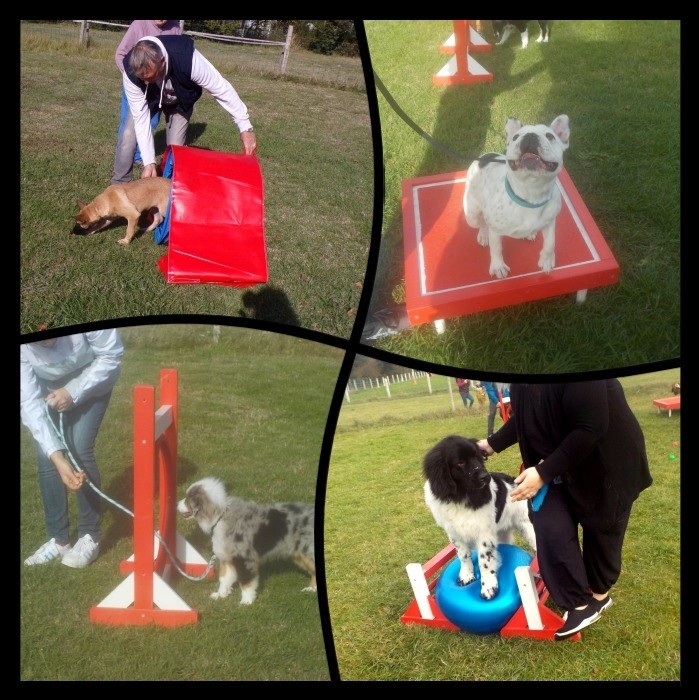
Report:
531,482,632,611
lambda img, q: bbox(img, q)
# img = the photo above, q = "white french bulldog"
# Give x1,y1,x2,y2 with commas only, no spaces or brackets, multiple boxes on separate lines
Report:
464,115,570,279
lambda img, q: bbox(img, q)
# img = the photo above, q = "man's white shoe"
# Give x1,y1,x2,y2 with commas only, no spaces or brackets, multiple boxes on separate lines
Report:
61,534,99,569
24,538,71,566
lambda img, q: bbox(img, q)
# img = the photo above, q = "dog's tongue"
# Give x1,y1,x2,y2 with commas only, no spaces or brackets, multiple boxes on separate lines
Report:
520,152,543,170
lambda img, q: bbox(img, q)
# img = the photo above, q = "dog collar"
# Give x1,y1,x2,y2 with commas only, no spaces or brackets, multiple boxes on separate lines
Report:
210,514,223,533
504,176,552,208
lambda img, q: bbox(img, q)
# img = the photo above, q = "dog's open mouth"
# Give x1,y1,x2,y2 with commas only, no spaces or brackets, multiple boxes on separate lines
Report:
509,151,558,172
180,508,193,518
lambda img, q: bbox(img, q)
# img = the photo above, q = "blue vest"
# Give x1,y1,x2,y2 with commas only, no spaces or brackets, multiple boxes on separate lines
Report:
124,35,203,116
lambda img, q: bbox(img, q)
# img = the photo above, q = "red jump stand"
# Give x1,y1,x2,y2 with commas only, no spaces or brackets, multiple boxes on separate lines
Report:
434,20,492,86
401,544,579,641
402,168,619,332
90,369,213,628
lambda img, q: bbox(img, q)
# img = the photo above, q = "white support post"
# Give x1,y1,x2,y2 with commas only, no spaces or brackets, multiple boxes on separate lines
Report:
514,566,544,630
406,563,434,620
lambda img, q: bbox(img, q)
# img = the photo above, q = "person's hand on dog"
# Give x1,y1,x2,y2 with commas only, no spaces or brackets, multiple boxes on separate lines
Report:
240,130,257,156
50,452,85,491
140,164,159,179
45,388,74,413
511,466,544,502
477,439,494,456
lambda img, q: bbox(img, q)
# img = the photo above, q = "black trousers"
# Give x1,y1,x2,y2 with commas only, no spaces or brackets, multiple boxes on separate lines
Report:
531,482,632,611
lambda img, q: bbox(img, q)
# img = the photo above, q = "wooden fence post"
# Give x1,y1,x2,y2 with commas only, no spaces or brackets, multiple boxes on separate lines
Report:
279,25,293,75
78,20,90,47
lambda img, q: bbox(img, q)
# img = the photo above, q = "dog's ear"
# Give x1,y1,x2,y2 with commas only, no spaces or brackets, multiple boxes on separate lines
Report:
505,117,521,143
550,114,570,149
76,200,86,210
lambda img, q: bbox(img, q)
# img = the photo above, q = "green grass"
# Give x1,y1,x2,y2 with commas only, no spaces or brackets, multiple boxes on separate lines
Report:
364,20,680,373
20,22,372,336
325,366,681,681
20,324,343,681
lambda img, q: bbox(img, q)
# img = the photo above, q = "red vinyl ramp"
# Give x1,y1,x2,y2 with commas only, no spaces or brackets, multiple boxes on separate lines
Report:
157,145,268,286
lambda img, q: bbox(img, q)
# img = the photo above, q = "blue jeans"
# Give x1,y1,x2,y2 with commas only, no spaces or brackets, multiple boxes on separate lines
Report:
36,391,112,544
111,87,161,184
460,392,474,407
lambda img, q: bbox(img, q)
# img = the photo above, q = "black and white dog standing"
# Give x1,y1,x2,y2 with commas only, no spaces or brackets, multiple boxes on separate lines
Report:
423,435,537,600
492,20,550,48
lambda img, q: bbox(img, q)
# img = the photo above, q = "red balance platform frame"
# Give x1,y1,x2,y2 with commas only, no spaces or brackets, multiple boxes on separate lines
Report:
402,168,619,327
401,544,579,641
90,369,213,627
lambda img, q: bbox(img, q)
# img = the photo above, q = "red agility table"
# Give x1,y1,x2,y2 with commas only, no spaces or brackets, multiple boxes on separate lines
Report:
653,396,681,417
402,168,619,331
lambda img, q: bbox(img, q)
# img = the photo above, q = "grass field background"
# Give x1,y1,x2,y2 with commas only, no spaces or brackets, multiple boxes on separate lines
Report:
20,324,342,681
20,21,373,337
363,20,680,374
325,366,681,681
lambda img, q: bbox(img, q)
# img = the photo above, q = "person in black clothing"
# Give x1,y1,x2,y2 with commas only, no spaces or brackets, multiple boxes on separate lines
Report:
477,380,652,641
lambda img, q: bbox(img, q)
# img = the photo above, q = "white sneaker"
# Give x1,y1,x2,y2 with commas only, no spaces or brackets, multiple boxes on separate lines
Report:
61,534,99,569
24,538,71,566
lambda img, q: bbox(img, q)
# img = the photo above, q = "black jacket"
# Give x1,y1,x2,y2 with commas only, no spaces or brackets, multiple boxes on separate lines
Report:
487,381,652,529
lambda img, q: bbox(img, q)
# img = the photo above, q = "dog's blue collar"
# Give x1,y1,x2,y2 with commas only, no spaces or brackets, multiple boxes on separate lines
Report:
505,176,552,208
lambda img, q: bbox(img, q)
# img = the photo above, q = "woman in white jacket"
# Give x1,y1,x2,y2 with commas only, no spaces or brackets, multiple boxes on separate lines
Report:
20,329,124,569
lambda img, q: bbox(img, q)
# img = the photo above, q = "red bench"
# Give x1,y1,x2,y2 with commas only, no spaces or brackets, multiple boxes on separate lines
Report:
653,396,680,417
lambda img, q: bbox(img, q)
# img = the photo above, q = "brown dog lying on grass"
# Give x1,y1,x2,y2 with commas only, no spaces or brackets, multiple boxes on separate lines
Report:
72,177,171,245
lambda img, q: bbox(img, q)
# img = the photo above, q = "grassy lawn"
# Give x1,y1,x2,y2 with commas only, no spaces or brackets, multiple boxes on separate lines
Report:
363,20,680,374
20,22,373,337
325,365,681,681
20,324,342,681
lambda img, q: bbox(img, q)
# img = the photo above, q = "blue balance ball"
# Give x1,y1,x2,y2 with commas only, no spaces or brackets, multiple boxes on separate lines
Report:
435,544,533,634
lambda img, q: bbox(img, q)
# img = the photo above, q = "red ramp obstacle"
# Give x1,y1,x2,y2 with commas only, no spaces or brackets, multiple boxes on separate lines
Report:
402,168,619,330
157,145,268,287
90,369,212,627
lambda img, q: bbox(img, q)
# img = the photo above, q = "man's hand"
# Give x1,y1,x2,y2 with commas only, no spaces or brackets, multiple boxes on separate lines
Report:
240,130,257,155
50,452,85,491
141,164,158,178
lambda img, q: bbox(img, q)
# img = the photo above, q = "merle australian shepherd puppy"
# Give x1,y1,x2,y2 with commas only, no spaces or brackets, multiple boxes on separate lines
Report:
177,477,316,605
423,435,537,599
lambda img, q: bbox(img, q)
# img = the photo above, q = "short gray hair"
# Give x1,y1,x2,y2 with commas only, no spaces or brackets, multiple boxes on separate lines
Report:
129,40,163,77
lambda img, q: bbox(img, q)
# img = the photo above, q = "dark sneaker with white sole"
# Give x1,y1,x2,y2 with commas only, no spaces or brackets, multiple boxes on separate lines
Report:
562,595,613,622
554,605,601,640
592,596,613,614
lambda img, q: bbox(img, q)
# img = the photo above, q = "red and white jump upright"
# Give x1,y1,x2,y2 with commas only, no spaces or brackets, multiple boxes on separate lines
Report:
90,369,212,627
434,20,492,86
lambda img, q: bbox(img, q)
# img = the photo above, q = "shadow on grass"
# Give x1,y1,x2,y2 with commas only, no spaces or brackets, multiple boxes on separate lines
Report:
366,33,539,325
238,286,301,326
